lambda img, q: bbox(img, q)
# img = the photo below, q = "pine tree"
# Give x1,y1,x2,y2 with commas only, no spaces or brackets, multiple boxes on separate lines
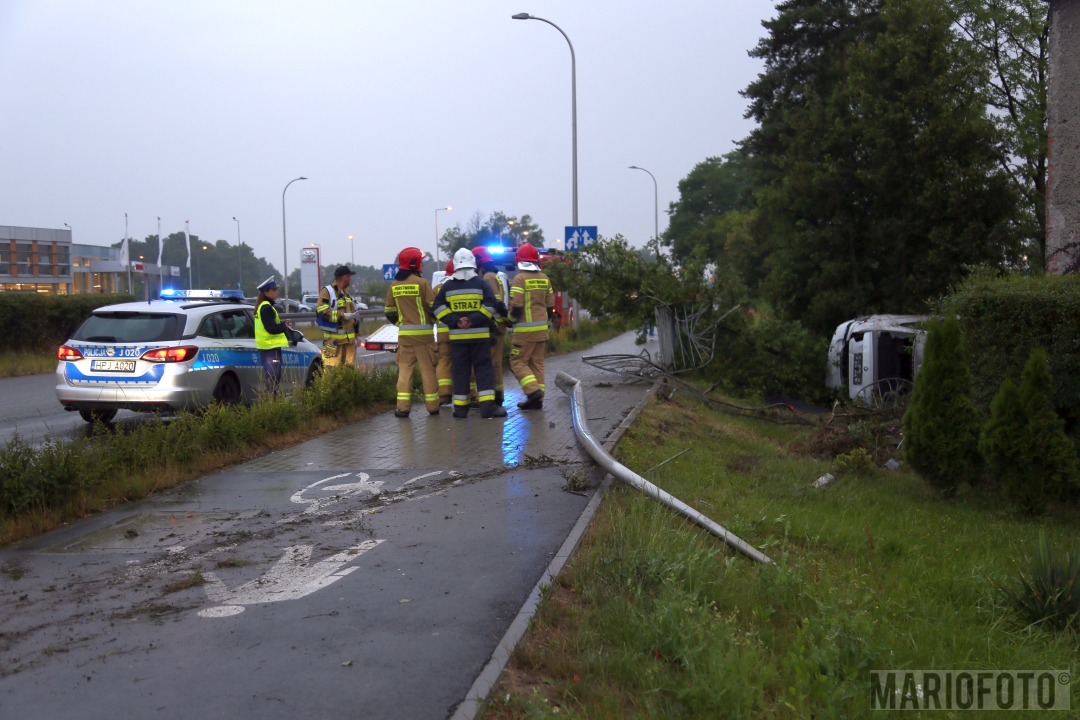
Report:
981,378,1033,509
903,316,982,494
1017,349,1079,509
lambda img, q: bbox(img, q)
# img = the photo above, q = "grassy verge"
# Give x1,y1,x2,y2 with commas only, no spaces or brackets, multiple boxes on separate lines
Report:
482,388,1080,718
295,318,384,344
546,318,633,356
0,364,395,546
0,350,57,378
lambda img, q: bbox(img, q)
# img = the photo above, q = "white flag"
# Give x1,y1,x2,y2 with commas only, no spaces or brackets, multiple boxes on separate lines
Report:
184,221,191,269
156,217,162,265
119,213,129,265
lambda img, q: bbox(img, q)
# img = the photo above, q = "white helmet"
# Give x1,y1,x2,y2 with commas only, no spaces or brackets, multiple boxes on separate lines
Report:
453,247,477,270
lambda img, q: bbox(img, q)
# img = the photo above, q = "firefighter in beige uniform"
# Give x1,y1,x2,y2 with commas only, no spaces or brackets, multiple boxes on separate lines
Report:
316,265,359,367
384,247,441,417
470,246,509,405
436,259,454,405
508,243,554,410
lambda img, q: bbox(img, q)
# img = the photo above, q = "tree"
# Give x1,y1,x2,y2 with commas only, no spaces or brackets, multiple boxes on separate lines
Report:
742,0,1021,334
664,151,754,259
952,0,1048,271
903,315,982,494
1016,349,1079,506
981,378,1031,507
437,211,546,258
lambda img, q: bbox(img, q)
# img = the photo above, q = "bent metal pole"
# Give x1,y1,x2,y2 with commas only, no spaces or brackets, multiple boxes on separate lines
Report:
555,371,773,564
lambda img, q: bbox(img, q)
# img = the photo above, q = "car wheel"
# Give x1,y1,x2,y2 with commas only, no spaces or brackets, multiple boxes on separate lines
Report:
306,361,323,388
212,373,242,405
79,408,118,424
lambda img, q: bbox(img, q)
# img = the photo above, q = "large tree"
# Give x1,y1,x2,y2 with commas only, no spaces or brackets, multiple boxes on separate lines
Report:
742,0,1021,334
437,211,545,259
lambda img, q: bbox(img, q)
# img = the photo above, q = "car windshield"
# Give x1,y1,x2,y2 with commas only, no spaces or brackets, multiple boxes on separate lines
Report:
72,312,183,343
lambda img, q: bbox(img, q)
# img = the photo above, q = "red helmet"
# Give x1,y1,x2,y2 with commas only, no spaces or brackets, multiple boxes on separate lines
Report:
516,243,540,264
471,246,493,265
398,247,424,272
445,259,454,274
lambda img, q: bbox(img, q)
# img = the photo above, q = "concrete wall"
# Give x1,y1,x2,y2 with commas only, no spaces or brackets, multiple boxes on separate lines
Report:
1047,0,1080,274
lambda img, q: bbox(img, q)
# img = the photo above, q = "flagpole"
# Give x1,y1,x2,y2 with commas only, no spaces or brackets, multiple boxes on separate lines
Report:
124,213,132,295
157,216,163,298
185,221,193,290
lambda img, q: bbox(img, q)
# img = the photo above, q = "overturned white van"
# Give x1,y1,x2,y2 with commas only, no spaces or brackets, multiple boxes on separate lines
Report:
826,315,927,403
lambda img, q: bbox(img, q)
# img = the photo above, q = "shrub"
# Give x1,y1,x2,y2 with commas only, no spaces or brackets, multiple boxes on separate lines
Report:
1018,349,1079,505
833,448,876,477
1003,532,1080,631
902,315,981,494
0,293,135,352
944,271,1080,432
980,379,1032,508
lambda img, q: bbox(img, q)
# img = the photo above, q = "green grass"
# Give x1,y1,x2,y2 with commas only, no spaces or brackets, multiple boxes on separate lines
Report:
0,350,57,378
484,389,1080,719
295,318,385,344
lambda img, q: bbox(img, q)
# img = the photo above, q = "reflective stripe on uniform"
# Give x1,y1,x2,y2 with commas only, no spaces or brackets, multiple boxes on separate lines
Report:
396,392,412,400
399,324,433,336
424,393,439,402
449,328,490,341
512,320,547,332
477,392,495,403
453,394,470,406
521,374,537,387
438,378,453,387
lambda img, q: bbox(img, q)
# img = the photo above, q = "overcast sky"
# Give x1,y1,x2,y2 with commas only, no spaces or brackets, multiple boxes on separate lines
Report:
0,1,775,271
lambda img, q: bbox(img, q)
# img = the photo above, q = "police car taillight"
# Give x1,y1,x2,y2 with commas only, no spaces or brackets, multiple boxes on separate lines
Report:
57,345,83,361
141,346,200,363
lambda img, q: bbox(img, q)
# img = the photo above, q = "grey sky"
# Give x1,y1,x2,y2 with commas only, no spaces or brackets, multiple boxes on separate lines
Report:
0,1,774,270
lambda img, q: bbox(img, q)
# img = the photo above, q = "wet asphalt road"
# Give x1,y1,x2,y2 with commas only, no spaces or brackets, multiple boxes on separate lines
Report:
0,350,396,446
0,463,596,719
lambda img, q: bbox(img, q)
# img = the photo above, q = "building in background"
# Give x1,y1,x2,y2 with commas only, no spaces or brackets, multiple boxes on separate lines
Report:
71,242,121,294
0,225,73,294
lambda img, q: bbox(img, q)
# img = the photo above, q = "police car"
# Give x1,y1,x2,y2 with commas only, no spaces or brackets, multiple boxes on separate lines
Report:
55,289,324,423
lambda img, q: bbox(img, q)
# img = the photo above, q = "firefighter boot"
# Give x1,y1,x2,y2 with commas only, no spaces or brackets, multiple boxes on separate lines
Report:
453,407,470,419
517,390,544,410
395,410,410,418
480,401,507,419
495,390,504,406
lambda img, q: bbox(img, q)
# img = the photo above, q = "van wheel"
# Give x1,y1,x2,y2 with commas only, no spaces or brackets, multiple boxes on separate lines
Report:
213,374,242,405
79,408,117,424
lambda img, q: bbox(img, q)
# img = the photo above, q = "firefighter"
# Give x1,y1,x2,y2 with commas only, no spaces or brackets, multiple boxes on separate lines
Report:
471,246,509,405
384,247,440,418
316,265,359,367
433,248,506,419
254,276,289,392
508,243,555,410
436,259,454,406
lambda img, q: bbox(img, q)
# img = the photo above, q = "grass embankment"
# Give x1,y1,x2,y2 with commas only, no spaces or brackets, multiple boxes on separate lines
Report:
483,389,1080,718
0,364,396,546
546,318,633,356
0,351,57,378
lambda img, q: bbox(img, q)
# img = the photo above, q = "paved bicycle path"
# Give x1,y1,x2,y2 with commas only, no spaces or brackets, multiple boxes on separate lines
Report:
0,332,654,719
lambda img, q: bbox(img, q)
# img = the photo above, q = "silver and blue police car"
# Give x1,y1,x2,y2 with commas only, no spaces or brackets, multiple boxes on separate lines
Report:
55,289,324,424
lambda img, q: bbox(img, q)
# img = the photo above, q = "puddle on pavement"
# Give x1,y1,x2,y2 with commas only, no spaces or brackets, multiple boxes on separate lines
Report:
46,512,246,553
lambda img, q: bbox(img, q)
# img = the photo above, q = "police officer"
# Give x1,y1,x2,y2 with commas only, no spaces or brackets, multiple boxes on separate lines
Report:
316,265,359,367
254,276,290,392
436,259,454,406
433,248,507,419
508,243,555,410
384,247,441,417
471,246,509,405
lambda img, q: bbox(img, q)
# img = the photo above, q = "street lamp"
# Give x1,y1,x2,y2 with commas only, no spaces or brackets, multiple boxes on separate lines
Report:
63,222,72,236
513,13,578,225
232,217,243,291
435,206,452,264
282,176,307,302
348,235,354,266
628,166,659,245
196,245,208,289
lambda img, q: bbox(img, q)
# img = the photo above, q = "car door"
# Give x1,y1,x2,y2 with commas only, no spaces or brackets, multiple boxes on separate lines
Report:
219,309,261,401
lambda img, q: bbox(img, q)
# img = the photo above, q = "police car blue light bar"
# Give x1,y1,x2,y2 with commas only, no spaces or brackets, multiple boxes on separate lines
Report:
160,289,245,301
486,245,509,254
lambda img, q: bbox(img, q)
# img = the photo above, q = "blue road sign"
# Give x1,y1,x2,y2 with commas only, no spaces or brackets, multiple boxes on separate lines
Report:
382,264,397,281
564,226,598,252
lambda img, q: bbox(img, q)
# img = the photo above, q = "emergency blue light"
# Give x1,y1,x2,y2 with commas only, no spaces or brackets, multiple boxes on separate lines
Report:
486,245,508,254
160,289,245,301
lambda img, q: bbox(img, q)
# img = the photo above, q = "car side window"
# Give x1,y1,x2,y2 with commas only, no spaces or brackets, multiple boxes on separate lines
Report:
196,313,223,339
221,310,255,339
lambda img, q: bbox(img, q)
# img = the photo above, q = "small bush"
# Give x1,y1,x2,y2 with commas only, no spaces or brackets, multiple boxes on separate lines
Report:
833,448,875,477
1018,349,1079,505
1004,532,1080,631
981,379,1031,508
902,315,982,494
0,293,135,352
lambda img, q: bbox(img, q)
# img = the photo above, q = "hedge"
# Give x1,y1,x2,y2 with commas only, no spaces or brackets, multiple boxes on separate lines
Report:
942,271,1080,432
0,293,135,352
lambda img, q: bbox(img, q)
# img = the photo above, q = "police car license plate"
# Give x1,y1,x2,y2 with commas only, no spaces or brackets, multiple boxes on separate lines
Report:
90,360,136,372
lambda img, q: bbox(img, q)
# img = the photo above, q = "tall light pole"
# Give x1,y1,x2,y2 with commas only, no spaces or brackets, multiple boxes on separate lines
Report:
435,206,452,264
196,245,208,289
281,176,307,302
513,13,577,225
348,235,354,266
232,217,243,291
629,166,659,245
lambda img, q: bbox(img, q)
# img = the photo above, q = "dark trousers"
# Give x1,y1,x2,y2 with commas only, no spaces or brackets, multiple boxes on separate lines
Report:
450,341,496,416
260,348,283,392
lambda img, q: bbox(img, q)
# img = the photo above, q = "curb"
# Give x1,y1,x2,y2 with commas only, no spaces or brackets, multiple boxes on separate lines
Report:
451,380,659,720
